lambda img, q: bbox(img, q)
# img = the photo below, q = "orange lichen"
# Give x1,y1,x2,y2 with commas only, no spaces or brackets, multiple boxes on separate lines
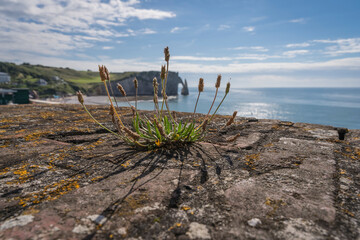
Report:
91,176,104,182
339,169,346,175
181,206,191,211
24,131,54,141
121,160,131,168
40,112,56,119
6,164,34,184
265,197,286,217
341,208,355,217
0,167,9,176
264,143,274,148
168,223,182,231
0,140,11,148
15,176,82,207
243,153,260,170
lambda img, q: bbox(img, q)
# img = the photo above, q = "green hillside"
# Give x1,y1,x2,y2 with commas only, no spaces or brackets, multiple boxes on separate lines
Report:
0,62,136,98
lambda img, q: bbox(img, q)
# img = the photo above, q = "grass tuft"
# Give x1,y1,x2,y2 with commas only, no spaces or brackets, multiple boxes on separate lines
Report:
77,47,235,149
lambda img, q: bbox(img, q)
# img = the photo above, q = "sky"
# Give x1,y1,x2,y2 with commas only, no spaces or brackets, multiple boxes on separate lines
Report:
0,0,360,88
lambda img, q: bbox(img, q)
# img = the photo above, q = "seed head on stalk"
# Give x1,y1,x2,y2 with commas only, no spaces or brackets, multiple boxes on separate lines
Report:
198,78,204,92
194,78,204,114
215,74,221,88
226,111,237,126
98,65,109,82
117,83,126,96
77,91,84,105
164,46,170,62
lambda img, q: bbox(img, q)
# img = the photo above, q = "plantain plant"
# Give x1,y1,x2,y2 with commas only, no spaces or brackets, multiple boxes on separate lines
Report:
77,47,236,149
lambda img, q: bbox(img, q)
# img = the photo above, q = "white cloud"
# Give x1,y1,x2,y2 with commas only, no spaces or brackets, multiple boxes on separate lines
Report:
234,54,281,60
170,27,188,33
243,26,255,32
286,43,311,48
0,0,174,57
172,56,231,61
233,46,268,52
218,25,231,31
289,18,305,23
171,57,360,73
3,51,359,80
313,38,360,55
282,50,309,58
136,28,157,35
102,46,114,50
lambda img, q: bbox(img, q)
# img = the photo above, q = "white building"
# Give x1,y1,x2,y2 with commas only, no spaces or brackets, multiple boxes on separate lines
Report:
38,78,48,86
0,72,11,84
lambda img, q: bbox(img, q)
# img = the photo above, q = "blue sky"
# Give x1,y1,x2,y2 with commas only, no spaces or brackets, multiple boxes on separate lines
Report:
0,0,359,87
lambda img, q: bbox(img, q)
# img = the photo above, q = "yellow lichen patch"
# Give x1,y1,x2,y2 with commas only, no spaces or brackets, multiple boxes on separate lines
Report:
22,207,40,215
15,129,26,134
0,140,11,148
341,208,355,217
91,176,104,182
339,169,346,175
69,138,104,153
168,223,182,231
121,160,131,168
6,164,34,184
118,193,149,217
15,176,82,207
265,197,286,218
40,112,56,119
0,118,14,124
0,167,10,176
337,147,360,161
24,131,54,141
181,206,191,211
280,121,293,126
243,153,260,170
264,143,274,148
271,124,281,130
48,152,69,168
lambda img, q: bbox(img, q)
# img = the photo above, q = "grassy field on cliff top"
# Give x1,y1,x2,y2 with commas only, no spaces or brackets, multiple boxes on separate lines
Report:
0,61,136,97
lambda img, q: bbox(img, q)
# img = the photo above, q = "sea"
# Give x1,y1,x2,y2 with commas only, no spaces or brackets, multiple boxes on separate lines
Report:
64,88,360,129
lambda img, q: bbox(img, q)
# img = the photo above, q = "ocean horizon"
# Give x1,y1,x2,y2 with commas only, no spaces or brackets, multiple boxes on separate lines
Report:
61,87,360,129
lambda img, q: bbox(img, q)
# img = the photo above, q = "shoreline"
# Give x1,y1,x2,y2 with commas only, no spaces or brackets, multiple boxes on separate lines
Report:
34,95,174,105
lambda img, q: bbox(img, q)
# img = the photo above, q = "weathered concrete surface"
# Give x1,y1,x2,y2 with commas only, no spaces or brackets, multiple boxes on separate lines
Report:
0,104,359,240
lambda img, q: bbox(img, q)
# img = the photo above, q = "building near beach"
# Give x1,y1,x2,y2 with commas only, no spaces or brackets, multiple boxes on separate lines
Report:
38,78,48,86
0,72,11,84
0,88,29,105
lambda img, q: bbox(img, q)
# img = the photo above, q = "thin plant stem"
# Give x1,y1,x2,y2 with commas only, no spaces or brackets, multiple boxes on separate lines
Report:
162,61,176,123
135,88,137,112
108,79,122,113
82,104,122,138
103,81,125,128
209,93,228,122
207,88,219,116
160,81,165,118
193,91,201,114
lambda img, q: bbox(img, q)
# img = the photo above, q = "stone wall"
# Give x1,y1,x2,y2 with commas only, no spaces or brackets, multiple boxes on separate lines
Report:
0,104,359,239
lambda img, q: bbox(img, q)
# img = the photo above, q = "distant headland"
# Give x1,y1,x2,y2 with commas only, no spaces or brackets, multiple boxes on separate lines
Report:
0,61,188,99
